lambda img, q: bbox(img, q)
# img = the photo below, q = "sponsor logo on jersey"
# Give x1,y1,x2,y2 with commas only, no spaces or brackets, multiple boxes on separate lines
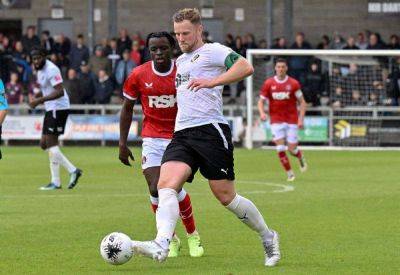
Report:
191,54,200,63
54,75,62,82
145,82,153,89
272,92,290,100
175,72,191,88
148,95,176,108
271,85,277,90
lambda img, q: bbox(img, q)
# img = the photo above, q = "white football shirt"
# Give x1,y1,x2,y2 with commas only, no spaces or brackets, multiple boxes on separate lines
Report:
37,60,70,111
174,43,232,131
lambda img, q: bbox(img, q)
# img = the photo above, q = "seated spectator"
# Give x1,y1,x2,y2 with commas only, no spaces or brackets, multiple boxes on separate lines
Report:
332,87,344,108
348,90,366,106
78,61,96,104
64,68,82,104
40,30,55,54
115,49,136,88
316,35,330,49
69,34,90,71
130,41,142,66
303,62,327,106
94,69,114,104
258,39,267,49
367,92,380,106
343,36,359,50
388,34,400,50
5,72,24,105
356,32,368,49
89,45,112,77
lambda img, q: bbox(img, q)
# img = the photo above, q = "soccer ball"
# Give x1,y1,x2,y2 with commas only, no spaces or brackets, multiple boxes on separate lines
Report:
100,232,133,265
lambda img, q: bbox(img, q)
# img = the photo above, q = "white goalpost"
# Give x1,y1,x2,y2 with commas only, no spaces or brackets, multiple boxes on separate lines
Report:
245,49,400,149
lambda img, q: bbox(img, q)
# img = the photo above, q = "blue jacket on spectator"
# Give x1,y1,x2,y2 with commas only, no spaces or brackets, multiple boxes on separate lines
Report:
114,59,136,86
69,44,90,71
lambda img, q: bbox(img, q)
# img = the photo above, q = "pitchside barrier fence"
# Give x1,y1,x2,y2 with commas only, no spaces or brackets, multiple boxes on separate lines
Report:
2,105,400,147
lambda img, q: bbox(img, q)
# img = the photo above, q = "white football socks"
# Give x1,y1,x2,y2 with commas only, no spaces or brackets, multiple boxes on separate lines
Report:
226,193,274,243
47,148,61,186
48,146,76,174
155,188,180,250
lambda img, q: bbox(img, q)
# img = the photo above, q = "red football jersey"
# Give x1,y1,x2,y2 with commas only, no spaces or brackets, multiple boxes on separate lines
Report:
260,76,301,124
123,61,177,139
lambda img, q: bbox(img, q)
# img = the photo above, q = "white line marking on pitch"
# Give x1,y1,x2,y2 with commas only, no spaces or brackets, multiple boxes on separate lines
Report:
1,180,294,199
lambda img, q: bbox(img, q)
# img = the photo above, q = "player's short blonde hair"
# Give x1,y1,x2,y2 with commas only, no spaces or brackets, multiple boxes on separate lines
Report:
173,8,202,25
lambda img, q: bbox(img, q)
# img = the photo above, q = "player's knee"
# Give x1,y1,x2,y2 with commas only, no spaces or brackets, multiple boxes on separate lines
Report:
215,190,235,206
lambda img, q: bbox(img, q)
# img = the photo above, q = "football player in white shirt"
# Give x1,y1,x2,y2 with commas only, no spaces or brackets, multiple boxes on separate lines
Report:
29,47,82,190
132,8,281,267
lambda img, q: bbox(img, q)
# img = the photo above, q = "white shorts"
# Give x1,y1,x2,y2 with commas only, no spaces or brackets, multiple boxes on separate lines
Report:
270,123,298,144
141,137,171,170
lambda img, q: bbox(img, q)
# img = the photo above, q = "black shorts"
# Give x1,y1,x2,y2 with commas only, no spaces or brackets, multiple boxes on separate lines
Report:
161,123,235,182
42,110,69,136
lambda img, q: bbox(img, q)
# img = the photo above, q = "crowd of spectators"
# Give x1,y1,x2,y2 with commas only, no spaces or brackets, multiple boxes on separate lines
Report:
0,25,399,109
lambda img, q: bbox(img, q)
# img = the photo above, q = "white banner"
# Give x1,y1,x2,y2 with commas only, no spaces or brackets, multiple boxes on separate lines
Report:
2,116,43,139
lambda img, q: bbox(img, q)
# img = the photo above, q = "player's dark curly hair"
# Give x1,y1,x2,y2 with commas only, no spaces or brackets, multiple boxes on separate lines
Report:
146,32,176,48
30,46,47,57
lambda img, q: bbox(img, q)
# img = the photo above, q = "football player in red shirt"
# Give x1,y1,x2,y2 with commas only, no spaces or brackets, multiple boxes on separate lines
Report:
119,32,204,257
258,58,308,181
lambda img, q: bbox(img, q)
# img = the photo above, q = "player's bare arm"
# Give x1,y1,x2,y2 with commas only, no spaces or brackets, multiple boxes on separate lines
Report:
0,110,7,125
188,57,254,92
119,98,135,166
257,97,268,121
29,84,64,109
297,95,307,129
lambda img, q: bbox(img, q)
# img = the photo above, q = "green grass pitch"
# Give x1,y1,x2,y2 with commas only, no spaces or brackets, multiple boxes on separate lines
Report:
1,147,399,274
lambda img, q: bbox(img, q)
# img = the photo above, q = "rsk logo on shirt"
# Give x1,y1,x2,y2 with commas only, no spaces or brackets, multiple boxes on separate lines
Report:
148,95,176,108
272,92,290,100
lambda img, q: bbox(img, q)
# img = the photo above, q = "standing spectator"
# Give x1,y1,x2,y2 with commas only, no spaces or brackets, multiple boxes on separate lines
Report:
386,57,400,106
117,28,132,55
258,39,267,49
13,41,26,60
5,72,24,105
100,38,111,55
303,62,327,106
69,34,90,71
130,40,142,66
387,34,400,49
1,36,13,54
64,69,81,104
232,36,246,56
289,32,312,85
77,61,96,104
202,31,213,43
40,30,55,54
21,26,40,54
272,37,287,49
343,36,359,50
330,32,345,49
367,33,386,49
107,38,121,74
224,33,234,48
115,49,136,89
316,35,330,49
243,33,257,51
54,34,72,56
94,69,114,104
89,45,112,76
356,32,368,49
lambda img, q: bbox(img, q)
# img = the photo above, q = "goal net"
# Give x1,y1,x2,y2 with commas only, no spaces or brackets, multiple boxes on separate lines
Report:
245,49,400,149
